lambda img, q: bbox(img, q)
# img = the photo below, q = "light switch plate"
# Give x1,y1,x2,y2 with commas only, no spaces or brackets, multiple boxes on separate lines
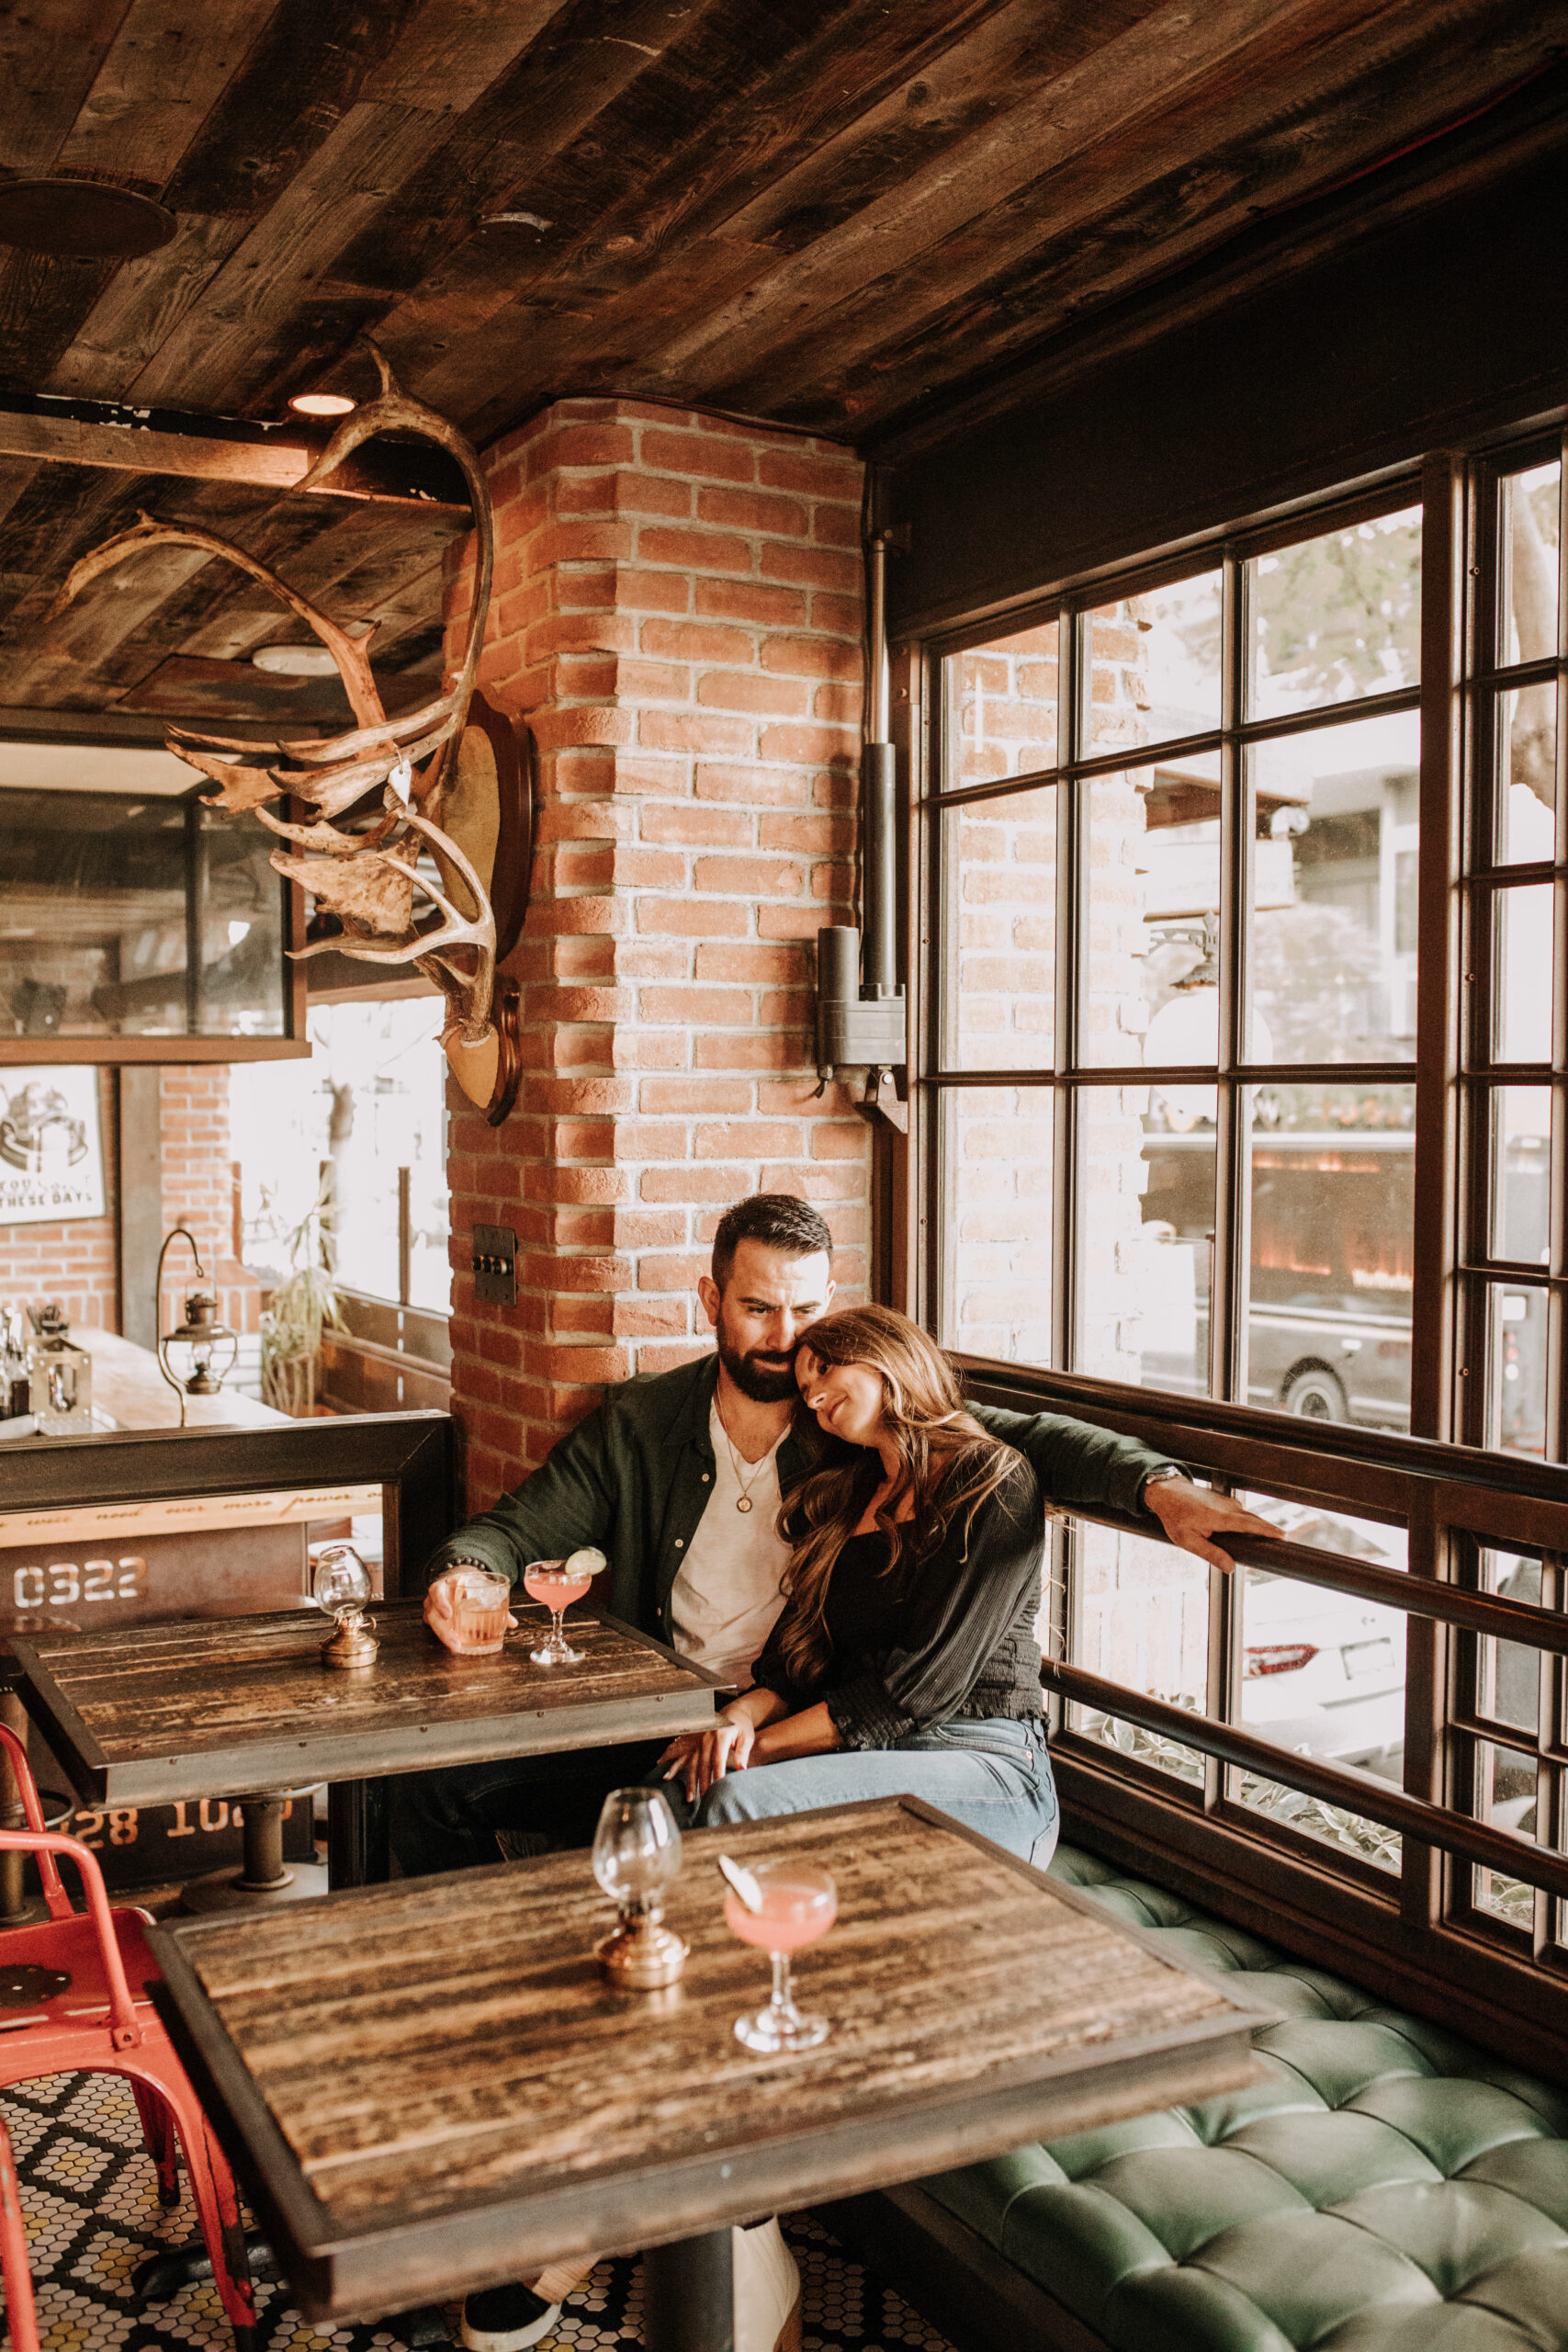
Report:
472,1224,517,1306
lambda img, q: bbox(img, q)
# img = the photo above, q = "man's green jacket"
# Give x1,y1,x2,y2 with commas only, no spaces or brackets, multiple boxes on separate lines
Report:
426,1353,1178,1651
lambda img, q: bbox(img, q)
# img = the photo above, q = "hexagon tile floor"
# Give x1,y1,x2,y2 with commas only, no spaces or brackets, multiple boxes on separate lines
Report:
0,2075,958,2352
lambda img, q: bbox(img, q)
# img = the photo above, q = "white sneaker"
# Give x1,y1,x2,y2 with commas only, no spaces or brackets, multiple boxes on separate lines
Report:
458,2278,561,2351
733,2218,801,2352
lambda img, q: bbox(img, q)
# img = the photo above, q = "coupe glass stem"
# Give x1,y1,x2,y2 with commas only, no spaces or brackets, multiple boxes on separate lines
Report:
550,1605,566,1651
770,1949,795,2024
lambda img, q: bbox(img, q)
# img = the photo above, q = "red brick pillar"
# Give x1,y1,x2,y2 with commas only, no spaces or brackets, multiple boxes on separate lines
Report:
444,401,873,1510
159,1066,260,1353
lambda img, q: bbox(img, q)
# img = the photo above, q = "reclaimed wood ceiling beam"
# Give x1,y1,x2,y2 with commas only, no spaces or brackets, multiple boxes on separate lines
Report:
728,0,1563,433
0,392,468,509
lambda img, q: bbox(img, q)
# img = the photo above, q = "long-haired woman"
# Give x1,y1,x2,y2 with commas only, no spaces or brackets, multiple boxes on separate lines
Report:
657,1303,1057,1864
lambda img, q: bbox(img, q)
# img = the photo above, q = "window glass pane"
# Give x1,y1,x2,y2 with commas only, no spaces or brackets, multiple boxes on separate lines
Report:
1230,1766,1402,1876
1474,1548,1542,1736
1248,503,1421,720
1074,1086,1213,1394
1080,767,1224,1071
1249,709,1419,1062
1066,1703,1207,1788
234,998,452,1316
939,790,1054,1069
1238,1494,1408,1570
1246,1084,1414,1430
1499,459,1560,669
1483,1281,1549,1457
1067,1518,1210,1788
1240,1565,1405,1780
1460,1734,1541,1931
0,792,287,1041
1086,570,1223,752
1490,883,1554,1063
1486,1088,1551,1265
934,1086,1052,1364
1491,683,1556,867
942,620,1056,792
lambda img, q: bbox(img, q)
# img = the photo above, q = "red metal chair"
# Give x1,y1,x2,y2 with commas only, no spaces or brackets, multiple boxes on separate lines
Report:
0,2112,39,2352
0,1724,256,2349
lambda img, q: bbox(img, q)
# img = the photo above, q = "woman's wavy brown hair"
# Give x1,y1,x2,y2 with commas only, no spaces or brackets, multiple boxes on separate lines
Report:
773,1304,1024,1690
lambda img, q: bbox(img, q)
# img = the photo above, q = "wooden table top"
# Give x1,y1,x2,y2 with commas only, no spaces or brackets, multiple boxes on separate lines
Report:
150,1797,1271,2322
11,1599,723,1805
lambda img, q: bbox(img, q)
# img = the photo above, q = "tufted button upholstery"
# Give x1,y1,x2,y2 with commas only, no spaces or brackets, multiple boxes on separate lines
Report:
918,1845,1568,2350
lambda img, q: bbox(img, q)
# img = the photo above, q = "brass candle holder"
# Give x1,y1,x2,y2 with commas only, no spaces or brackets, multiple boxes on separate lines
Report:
591,1787,686,1989
314,1544,379,1670
594,1897,689,1991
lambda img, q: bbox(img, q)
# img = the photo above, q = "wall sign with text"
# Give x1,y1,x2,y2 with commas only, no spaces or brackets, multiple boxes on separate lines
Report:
0,1066,106,1225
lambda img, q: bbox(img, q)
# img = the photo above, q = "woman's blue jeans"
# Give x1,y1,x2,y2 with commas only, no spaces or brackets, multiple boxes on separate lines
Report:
666,1715,1058,1868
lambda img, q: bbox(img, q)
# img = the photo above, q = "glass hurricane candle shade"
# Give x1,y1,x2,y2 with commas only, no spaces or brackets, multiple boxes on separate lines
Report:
312,1542,378,1669
591,1788,688,1989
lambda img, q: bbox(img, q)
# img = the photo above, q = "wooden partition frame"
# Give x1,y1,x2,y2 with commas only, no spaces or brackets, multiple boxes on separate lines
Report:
962,1356,1568,2076
0,1412,457,1601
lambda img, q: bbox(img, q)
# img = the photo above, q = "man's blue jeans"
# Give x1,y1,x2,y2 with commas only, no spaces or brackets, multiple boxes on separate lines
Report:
664,1715,1058,1867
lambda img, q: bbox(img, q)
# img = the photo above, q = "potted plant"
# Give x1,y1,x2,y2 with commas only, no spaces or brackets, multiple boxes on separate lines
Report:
258,1183,344,1418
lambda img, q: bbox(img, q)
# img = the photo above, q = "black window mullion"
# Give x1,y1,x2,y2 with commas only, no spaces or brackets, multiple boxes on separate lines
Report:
1054,609,1079,1371
1412,449,1468,1444
1211,550,1247,1408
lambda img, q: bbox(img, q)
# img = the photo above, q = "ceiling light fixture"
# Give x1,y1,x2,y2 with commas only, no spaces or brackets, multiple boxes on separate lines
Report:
252,643,342,677
288,391,356,418
0,178,175,258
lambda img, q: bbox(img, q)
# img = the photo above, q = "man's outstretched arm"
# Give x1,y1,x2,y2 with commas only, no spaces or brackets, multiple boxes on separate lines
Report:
969,1402,1277,1570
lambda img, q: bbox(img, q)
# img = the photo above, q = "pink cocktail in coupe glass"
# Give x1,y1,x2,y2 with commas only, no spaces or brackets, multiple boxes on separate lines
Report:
522,1559,592,1665
725,1860,838,2052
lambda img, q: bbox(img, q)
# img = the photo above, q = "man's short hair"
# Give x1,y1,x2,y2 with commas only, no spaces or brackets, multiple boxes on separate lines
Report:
711,1194,833,1290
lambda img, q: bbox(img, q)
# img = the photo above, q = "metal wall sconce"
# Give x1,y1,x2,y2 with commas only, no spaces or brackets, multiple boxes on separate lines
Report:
154,1227,238,1427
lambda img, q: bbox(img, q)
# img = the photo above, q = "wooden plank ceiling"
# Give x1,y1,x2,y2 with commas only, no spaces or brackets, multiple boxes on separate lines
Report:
0,0,1560,721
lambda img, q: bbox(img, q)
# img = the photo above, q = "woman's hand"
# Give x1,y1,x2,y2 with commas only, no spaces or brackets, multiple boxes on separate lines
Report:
659,1708,756,1803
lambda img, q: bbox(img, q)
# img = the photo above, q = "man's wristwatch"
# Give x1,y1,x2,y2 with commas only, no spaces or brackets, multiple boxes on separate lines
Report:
1140,1465,1188,1503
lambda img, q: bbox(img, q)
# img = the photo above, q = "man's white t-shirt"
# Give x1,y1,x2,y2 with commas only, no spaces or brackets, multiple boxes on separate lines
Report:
668,1401,790,1688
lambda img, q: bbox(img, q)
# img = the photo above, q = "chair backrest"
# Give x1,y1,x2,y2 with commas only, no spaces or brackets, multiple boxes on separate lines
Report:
0,1828,143,2048
0,1724,71,1921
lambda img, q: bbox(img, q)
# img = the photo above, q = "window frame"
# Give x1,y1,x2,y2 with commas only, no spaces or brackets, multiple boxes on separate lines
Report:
906,423,1568,2044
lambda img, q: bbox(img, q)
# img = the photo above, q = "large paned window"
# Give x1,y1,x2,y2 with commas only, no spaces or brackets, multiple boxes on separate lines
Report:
918,431,1568,2008
930,491,1427,1428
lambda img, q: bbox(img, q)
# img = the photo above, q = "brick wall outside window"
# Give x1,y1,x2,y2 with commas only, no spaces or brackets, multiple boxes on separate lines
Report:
444,398,874,1511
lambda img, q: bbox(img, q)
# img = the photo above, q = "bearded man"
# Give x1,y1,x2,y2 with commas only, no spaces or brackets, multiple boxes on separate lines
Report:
392,1191,1268,1879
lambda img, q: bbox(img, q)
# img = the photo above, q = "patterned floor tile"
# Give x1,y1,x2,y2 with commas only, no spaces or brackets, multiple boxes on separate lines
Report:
0,2078,960,2352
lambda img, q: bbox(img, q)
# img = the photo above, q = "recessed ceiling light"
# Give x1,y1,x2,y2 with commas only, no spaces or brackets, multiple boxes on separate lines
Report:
0,178,175,257
253,644,342,677
288,391,356,418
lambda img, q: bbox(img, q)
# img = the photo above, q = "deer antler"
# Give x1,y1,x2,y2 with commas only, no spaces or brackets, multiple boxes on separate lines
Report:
48,341,513,1114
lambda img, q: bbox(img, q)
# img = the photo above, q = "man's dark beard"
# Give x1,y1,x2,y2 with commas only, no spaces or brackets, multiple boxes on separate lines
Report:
716,1329,798,1403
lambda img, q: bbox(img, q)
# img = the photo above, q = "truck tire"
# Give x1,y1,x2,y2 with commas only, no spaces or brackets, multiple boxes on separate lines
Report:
1282,1363,1348,1421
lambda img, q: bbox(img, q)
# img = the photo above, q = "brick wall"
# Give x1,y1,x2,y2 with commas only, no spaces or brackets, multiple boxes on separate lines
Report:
158,1066,260,1341
0,1069,119,1329
444,398,873,1511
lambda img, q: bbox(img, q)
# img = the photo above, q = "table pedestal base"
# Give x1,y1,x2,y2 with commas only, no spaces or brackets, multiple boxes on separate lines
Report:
179,1792,326,1914
644,2230,735,2352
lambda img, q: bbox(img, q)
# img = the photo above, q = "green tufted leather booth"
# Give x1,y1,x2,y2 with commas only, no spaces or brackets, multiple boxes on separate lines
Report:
911,1845,1568,2351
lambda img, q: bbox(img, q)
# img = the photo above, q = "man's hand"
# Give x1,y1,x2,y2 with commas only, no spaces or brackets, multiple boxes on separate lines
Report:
659,1710,756,1804
1143,1478,1278,1573
423,1567,517,1654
